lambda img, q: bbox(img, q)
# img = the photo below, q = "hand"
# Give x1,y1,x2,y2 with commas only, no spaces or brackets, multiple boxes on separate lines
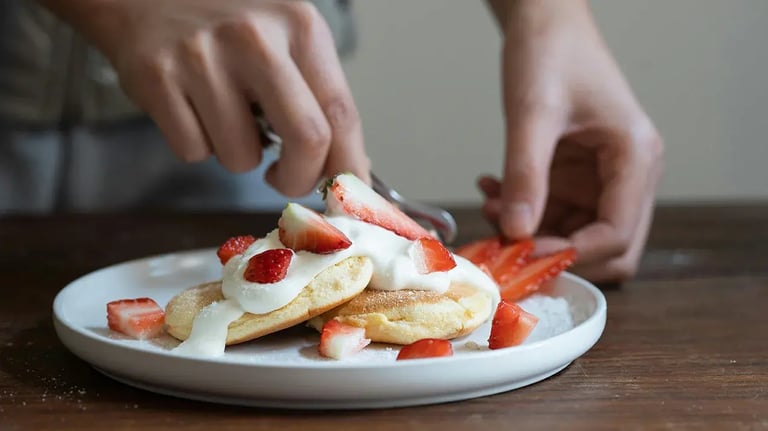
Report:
481,0,664,282
44,0,370,196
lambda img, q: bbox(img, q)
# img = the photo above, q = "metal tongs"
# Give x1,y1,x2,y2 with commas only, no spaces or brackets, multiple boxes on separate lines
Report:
254,115,457,244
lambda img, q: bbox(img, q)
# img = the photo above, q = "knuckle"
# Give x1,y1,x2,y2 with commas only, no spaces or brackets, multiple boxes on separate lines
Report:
133,51,174,85
295,117,332,154
215,19,277,67
177,33,211,74
323,97,359,133
284,1,322,32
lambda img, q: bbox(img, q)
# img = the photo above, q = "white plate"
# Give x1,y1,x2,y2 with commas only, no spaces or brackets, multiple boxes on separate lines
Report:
53,248,606,409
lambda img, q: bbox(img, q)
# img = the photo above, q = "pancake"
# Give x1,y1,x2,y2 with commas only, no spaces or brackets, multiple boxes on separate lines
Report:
165,256,373,345
307,283,494,345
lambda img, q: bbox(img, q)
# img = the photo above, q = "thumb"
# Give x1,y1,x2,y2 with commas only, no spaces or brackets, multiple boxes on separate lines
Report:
499,114,561,239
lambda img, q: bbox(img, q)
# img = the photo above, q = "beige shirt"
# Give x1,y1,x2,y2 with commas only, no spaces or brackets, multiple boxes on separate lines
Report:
0,0,356,127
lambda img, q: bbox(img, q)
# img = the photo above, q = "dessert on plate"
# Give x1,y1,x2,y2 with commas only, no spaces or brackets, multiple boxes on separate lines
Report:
106,173,576,360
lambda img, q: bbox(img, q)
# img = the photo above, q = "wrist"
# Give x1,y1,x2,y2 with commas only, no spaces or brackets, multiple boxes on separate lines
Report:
38,0,124,53
487,0,590,34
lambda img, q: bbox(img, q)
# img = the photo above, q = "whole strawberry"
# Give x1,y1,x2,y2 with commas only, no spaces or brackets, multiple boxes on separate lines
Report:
244,248,293,284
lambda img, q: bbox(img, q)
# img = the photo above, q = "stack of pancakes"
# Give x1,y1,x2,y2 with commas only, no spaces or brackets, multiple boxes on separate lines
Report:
165,256,493,346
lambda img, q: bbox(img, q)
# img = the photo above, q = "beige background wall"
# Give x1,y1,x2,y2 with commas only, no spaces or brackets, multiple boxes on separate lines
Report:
341,0,768,204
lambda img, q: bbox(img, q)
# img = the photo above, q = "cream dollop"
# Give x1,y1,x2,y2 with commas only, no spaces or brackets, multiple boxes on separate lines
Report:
173,214,500,357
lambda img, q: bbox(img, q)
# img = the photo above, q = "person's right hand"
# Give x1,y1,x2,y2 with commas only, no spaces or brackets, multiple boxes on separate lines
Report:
53,0,370,196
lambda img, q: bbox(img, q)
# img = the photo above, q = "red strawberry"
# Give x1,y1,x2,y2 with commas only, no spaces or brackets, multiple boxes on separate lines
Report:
488,300,539,349
278,203,352,254
244,248,293,284
411,237,456,274
489,239,535,283
217,235,256,265
455,236,502,266
107,297,165,340
324,173,432,240
396,338,454,360
498,248,576,301
318,320,371,359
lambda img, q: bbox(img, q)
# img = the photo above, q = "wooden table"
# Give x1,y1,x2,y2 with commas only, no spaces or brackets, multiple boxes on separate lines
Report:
1,205,766,430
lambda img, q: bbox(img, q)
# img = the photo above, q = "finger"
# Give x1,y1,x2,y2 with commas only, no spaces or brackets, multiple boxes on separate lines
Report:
126,59,211,162
289,6,370,183
246,55,331,197
477,175,501,199
181,36,262,172
499,112,562,239
572,189,655,282
569,136,646,263
531,235,573,258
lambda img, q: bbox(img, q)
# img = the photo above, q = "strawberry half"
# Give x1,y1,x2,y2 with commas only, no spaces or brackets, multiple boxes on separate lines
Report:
488,300,539,349
411,237,456,274
396,338,454,360
498,247,576,301
318,320,371,359
324,173,432,240
244,248,293,284
489,239,535,283
107,297,165,340
217,235,256,265
278,203,352,254
455,236,502,266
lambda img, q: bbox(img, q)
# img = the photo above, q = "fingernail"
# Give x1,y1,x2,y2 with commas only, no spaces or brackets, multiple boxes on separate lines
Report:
503,202,533,237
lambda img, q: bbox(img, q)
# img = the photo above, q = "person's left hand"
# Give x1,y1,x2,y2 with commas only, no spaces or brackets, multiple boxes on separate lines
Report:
480,0,664,283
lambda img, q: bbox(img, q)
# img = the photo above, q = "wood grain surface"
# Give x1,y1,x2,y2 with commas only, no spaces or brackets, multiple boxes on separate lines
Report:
1,205,766,430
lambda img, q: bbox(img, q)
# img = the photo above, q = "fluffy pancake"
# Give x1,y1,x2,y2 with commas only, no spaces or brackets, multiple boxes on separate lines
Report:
165,256,373,345
307,283,494,345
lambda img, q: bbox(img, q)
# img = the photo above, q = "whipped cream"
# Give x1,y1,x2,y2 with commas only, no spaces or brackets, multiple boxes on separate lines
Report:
173,215,500,357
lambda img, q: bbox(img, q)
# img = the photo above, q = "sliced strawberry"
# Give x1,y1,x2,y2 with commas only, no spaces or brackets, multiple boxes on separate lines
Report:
411,237,456,274
498,248,576,301
488,300,539,349
455,236,502,266
318,319,371,360
278,203,352,254
489,239,535,283
107,297,165,340
478,263,495,280
244,248,293,283
217,235,256,265
324,173,432,240
396,338,454,360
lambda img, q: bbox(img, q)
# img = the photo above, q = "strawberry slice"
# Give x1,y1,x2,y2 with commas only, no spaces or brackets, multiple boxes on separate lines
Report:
324,173,432,240
488,300,539,349
244,248,293,283
411,237,456,274
107,297,165,340
498,248,576,301
278,203,352,254
396,338,454,360
217,235,257,265
455,236,502,266
318,320,371,359
489,239,535,283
